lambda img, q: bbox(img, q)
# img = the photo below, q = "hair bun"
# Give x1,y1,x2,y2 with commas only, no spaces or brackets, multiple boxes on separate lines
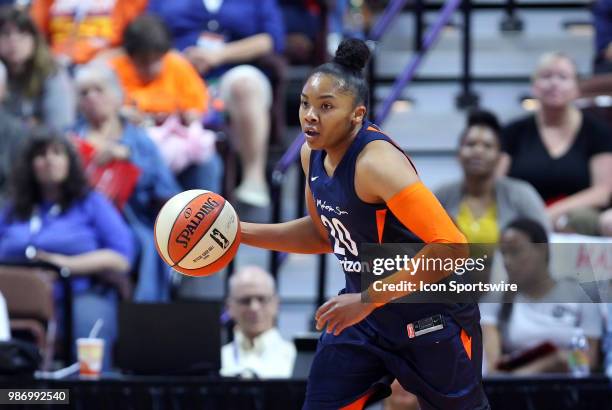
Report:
333,38,370,72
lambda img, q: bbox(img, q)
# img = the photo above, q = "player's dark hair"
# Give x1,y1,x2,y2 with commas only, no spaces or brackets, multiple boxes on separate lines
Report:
308,38,371,107
123,15,171,58
459,109,501,145
8,129,89,220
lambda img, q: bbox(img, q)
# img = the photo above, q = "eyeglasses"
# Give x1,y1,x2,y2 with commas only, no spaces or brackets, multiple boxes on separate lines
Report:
232,295,274,307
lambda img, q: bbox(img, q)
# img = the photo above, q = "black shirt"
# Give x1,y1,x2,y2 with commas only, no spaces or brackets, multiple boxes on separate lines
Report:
501,113,612,203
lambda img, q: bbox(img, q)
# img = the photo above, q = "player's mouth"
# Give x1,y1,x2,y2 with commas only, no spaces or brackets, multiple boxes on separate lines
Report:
304,129,321,143
304,128,320,138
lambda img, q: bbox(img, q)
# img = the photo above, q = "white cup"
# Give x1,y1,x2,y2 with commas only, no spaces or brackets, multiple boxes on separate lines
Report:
76,338,104,378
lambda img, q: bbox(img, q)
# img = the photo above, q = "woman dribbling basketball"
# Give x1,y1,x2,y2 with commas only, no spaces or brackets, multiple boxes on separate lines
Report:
240,39,489,410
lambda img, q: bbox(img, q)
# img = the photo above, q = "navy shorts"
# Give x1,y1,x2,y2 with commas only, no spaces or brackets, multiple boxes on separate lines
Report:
302,313,490,410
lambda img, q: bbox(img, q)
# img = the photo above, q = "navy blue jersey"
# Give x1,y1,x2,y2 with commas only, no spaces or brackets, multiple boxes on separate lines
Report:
308,121,479,347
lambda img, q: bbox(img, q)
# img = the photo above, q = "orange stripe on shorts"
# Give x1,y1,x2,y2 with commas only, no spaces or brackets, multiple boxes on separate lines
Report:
340,390,375,410
460,329,472,360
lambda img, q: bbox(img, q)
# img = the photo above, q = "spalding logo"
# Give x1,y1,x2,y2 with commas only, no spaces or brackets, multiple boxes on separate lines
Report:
175,197,220,248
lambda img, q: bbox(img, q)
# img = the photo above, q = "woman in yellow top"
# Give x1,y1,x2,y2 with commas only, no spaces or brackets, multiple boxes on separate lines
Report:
435,109,550,243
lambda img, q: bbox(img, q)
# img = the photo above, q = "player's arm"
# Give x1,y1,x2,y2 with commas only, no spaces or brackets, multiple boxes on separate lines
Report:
356,141,468,305
240,143,332,254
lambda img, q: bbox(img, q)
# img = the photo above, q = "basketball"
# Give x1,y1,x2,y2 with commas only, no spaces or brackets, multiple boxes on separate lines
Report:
154,190,241,277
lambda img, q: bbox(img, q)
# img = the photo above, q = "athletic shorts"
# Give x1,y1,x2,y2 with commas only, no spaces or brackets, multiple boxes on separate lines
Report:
302,312,490,410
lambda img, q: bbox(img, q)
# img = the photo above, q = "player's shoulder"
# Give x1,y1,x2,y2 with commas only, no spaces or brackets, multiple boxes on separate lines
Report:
358,139,408,171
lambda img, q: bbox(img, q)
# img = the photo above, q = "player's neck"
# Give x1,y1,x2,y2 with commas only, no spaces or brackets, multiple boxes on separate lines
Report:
325,122,361,168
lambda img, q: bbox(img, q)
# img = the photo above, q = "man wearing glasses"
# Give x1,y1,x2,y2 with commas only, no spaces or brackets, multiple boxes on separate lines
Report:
221,265,296,378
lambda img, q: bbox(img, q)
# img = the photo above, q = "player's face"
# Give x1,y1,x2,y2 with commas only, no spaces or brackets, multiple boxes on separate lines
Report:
532,57,578,109
458,125,500,177
228,280,278,340
299,73,363,150
500,228,547,287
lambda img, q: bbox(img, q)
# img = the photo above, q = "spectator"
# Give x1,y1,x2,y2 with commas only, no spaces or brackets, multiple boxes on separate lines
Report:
278,0,323,65
436,109,550,245
0,6,75,131
0,60,26,202
481,218,602,375
72,63,181,302
109,15,222,194
499,52,612,234
148,0,286,208
221,265,296,378
0,130,134,369
29,0,147,66
593,0,612,74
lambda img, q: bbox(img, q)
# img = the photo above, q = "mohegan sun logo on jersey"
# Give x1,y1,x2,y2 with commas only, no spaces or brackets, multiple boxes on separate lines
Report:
315,199,349,216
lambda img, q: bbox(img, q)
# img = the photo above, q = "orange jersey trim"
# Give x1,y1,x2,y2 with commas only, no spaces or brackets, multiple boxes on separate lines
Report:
375,209,387,244
366,125,418,174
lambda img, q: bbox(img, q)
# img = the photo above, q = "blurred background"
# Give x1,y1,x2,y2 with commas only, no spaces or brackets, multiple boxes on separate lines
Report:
0,0,611,409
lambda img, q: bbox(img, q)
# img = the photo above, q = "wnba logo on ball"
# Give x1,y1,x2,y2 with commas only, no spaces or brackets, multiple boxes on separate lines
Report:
175,197,220,248
210,228,230,249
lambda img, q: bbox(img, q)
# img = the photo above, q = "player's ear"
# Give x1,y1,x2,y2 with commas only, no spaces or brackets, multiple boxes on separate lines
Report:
352,105,367,124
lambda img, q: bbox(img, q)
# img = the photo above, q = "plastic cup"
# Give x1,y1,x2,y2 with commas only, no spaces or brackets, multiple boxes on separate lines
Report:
76,338,104,378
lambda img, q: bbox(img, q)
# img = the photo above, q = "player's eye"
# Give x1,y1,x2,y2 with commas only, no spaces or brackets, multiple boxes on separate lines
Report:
301,100,309,108
321,103,333,110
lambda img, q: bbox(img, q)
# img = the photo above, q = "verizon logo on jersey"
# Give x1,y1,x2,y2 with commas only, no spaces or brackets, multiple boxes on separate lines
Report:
316,199,349,216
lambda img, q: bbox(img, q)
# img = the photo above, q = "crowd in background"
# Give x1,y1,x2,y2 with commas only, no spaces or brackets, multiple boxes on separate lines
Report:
0,0,610,398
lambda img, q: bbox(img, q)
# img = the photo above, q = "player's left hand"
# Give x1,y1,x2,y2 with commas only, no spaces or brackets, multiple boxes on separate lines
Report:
315,293,377,336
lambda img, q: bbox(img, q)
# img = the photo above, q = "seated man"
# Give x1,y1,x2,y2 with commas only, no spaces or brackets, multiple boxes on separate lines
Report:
221,265,296,378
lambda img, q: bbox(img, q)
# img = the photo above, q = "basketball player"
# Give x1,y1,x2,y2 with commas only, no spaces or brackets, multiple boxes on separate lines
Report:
240,39,489,410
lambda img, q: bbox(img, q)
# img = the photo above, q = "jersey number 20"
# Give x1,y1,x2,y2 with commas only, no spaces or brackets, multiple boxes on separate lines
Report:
320,215,358,256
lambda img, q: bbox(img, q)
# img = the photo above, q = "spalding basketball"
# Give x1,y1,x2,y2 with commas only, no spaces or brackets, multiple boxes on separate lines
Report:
154,190,240,276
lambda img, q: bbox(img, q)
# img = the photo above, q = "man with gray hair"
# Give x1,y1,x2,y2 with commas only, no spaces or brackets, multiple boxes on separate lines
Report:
221,265,296,378
0,60,26,202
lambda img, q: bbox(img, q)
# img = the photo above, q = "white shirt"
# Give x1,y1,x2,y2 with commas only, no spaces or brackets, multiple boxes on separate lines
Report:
480,281,603,353
221,328,296,379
